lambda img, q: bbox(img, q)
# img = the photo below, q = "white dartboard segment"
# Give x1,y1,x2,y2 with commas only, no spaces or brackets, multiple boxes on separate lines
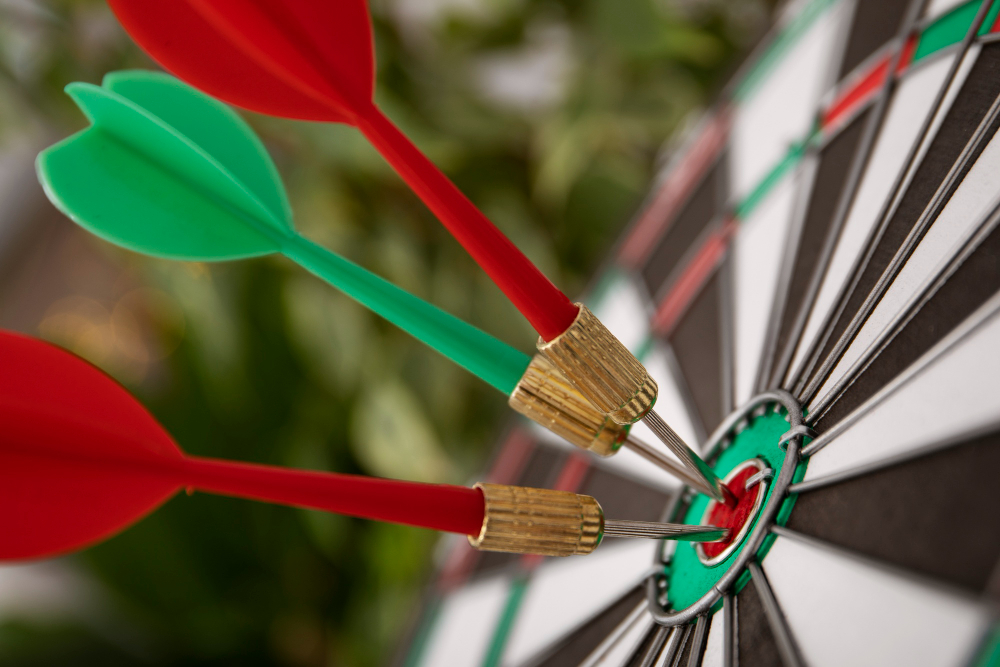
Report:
803,291,1000,487
899,45,981,199
729,0,846,200
733,174,800,406
763,534,990,667
924,0,970,20
501,540,654,666
628,342,700,454
789,53,959,382
700,612,725,667
587,273,651,355
418,575,512,667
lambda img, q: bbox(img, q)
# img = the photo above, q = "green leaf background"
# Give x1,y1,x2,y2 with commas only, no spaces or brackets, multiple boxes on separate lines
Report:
0,0,775,664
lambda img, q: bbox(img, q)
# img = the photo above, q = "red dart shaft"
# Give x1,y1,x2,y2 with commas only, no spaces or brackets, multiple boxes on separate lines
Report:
357,106,580,341
181,455,486,535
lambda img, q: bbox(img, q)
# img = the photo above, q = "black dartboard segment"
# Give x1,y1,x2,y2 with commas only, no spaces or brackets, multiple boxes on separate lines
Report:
668,270,724,436
640,161,724,303
788,429,1000,594
770,109,870,387
736,582,783,667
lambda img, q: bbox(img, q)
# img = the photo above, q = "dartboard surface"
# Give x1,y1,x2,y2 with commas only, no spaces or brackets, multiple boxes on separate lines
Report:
402,0,1000,664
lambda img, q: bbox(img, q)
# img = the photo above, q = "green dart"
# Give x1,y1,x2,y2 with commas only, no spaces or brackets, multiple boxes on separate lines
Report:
37,71,710,479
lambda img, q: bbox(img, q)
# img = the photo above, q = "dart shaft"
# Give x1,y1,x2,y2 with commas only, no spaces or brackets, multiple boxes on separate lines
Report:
356,106,579,341
282,232,530,395
182,456,485,535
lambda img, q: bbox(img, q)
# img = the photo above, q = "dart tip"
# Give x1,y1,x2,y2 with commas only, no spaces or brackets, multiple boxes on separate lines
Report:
639,409,732,504
602,519,729,542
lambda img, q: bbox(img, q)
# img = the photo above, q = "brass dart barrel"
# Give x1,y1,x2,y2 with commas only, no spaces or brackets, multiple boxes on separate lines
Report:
468,483,727,557
536,304,657,425
509,353,723,494
508,353,629,457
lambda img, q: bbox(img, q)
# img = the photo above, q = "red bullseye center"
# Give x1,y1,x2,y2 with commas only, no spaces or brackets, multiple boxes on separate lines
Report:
700,465,763,560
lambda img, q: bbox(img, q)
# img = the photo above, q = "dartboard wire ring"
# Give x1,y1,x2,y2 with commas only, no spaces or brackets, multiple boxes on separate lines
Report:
645,390,806,626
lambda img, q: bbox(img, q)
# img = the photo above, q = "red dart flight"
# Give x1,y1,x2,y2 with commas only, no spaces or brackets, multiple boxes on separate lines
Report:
0,331,483,561
105,0,579,341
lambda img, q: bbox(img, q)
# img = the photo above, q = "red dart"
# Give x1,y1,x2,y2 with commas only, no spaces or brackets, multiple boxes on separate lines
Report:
1,333,726,560
105,0,579,341
0,331,483,561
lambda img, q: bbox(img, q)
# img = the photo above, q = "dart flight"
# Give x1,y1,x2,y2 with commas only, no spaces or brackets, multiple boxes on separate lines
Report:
100,2,732,501
37,71,530,394
0,331,725,561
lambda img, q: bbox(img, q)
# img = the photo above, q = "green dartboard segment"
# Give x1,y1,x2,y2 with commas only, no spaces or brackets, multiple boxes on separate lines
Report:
666,409,807,610
37,70,530,395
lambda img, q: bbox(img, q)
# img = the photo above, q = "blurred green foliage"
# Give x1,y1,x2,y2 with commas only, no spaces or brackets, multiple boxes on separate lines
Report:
0,0,774,664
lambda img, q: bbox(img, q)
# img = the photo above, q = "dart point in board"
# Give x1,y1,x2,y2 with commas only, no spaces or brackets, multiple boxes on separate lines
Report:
0,330,726,562
101,0,731,503
35,70,719,496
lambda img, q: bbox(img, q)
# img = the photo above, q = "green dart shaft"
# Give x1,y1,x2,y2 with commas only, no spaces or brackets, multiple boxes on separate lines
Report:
281,233,529,395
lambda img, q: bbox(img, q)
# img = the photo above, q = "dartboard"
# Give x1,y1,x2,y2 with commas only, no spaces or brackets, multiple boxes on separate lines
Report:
401,0,1000,665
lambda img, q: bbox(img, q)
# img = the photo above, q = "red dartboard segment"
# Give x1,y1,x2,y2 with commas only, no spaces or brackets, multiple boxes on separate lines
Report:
0,331,485,562
821,35,917,132
618,110,730,269
651,218,738,337
699,465,762,560
106,0,580,340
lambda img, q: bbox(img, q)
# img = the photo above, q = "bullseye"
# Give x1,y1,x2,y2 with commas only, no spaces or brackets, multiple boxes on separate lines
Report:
695,459,768,566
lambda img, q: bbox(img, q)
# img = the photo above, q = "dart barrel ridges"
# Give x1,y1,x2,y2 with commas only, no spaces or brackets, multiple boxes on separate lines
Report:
469,483,603,556
508,354,629,456
537,304,657,425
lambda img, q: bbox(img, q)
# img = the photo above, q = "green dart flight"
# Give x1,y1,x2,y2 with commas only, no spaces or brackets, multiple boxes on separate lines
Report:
38,71,526,393
38,71,680,475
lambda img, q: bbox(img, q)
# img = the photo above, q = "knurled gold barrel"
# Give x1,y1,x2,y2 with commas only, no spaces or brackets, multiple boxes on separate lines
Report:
468,483,604,556
509,353,629,457
537,304,657,425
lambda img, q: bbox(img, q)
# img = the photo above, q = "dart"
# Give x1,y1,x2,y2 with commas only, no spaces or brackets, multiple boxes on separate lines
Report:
35,70,710,494
0,330,727,563
103,1,730,503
